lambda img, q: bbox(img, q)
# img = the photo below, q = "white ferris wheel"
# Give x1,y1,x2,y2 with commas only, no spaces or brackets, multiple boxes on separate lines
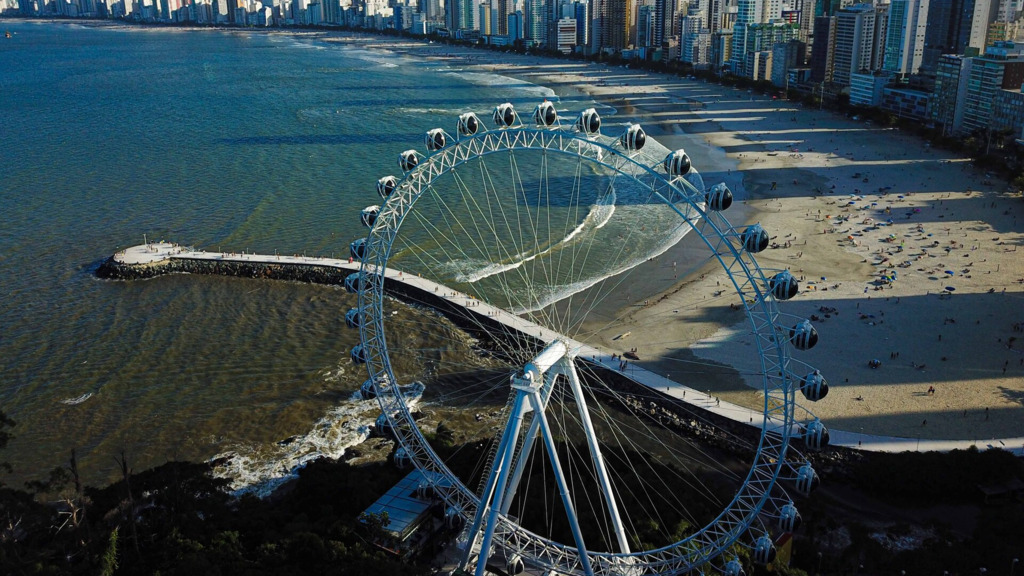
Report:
344,101,830,576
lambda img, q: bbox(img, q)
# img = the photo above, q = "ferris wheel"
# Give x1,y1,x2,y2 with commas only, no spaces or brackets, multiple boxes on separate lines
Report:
344,102,830,576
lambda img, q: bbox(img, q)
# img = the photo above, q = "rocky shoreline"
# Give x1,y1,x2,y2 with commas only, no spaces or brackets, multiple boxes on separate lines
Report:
95,255,350,285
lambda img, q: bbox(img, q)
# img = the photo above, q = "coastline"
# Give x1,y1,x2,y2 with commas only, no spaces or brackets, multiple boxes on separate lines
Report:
13,19,1023,443
355,38,1024,442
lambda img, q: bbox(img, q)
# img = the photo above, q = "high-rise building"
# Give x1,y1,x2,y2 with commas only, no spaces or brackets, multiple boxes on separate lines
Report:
873,4,889,70
711,28,733,69
447,0,479,31
961,42,1024,133
736,22,799,77
557,16,578,50
810,15,836,82
967,0,1000,50
574,1,590,48
746,50,773,79
598,0,633,50
524,0,546,44
681,6,712,64
921,0,960,73
730,0,763,75
508,9,524,39
991,85,1024,133
653,0,678,46
590,0,605,51
771,39,806,85
832,3,879,86
479,2,491,33
421,0,441,20
932,54,971,134
883,0,930,76
637,2,656,46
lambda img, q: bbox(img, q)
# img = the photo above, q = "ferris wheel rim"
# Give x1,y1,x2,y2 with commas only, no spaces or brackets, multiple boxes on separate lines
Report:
354,115,805,575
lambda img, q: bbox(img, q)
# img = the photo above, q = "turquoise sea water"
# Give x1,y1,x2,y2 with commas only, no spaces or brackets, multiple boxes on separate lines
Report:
0,21,590,491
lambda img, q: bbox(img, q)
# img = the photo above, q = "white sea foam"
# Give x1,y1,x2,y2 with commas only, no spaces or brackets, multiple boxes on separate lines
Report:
512,216,697,314
213,399,377,498
454,191,617,284
444,71,557,100
60,392,93,405
398,107,467,116
338,47,400,68
213,380,426,498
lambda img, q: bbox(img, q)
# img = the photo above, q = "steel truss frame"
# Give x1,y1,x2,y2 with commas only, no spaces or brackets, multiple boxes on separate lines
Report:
356,122,799,576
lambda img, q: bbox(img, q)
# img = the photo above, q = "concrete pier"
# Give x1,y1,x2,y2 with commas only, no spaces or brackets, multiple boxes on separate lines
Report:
99,243,1024,456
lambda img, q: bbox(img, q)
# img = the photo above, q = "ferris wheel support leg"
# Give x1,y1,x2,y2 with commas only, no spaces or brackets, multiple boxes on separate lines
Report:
499,372,558,515
472,392,529,576
528,390,596,576
564,359,632,555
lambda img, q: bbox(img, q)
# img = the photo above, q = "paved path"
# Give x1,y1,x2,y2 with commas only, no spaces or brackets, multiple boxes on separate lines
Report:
114,243,1024,456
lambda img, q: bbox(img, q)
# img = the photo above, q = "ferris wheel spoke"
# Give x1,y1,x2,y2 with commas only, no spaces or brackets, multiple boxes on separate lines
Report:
352,106,828,576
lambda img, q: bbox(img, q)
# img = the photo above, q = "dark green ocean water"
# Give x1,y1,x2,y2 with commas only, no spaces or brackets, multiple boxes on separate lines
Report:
0,21,572,492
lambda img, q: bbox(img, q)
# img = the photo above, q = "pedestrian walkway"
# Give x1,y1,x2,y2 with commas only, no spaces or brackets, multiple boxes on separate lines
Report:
113,243,1024,456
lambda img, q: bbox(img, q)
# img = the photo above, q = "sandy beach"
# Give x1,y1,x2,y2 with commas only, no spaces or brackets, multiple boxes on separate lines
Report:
346,37,1024,443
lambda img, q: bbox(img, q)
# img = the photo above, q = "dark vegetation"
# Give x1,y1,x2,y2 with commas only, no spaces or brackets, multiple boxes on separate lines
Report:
1,410,429,575
4,409,1022,575
798,447,1024,576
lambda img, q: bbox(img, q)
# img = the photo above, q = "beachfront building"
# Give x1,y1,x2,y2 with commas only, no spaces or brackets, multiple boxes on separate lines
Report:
557,16,578,51
968,0,1002,50
960,42,1024,133
832,4,882,87
485,0,510,34
883,0,930,77
593,0,633,51
681,7,713,65
574,1,589,49
733,22,800,77
746,50,774,80
881,85,931,118
652,0,679,48
447,0,479,34
711,29,733,71
770,39,806,86
991,85,1024,133
422,0,442,21
811,15,837,82
637,2,656,48
849,70,890,105
931,54,971,135
728,0,763,75
509,10,524,41
919,0,992,72
523,0,545,45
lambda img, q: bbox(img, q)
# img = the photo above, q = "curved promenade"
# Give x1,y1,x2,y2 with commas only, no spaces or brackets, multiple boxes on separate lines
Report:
102,242,1024,456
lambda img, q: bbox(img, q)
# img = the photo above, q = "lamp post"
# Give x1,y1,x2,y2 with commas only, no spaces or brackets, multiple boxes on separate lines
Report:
819,81,825,110
1011,557,1018,576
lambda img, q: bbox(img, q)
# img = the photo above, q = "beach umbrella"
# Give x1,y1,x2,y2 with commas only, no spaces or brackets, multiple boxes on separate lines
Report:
945,270,955,275
945,286,956,292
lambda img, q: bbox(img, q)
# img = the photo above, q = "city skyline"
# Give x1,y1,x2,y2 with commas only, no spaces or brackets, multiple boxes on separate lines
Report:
3,0,1024,140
